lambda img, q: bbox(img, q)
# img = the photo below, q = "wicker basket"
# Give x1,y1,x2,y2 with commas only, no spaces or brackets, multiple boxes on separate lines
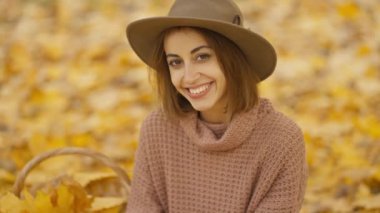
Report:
12,147,131,209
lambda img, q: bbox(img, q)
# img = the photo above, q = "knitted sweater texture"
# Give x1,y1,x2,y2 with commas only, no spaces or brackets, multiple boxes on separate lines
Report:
126,98,308,213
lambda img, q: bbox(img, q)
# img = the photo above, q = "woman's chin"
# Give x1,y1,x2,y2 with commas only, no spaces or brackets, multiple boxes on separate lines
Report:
191,104,212,112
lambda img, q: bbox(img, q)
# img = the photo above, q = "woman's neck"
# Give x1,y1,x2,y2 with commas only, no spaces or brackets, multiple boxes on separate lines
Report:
199,110,228,124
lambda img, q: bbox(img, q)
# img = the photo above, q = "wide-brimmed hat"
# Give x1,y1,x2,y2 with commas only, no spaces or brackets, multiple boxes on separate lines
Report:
126,0,277,81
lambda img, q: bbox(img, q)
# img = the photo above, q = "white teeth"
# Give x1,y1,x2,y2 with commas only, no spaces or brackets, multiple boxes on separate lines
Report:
189,84,210,94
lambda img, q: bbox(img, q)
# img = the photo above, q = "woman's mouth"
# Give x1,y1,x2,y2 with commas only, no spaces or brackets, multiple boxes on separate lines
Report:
186,82,213,99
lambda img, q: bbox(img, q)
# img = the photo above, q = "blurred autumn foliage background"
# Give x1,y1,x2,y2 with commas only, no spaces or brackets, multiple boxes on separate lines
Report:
0,0,379,212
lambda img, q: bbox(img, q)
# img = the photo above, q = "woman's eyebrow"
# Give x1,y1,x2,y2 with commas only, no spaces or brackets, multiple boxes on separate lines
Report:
166,53,179,58
166,45,211,58
191,45,211,54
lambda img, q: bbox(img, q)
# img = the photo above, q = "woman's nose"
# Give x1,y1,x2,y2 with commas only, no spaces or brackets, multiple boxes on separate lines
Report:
183,63,199,84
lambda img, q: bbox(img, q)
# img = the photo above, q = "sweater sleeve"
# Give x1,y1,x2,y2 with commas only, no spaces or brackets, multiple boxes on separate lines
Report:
126,123,164,213
253,137,308,213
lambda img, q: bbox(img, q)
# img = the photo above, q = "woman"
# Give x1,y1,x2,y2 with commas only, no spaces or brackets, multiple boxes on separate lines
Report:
125,0,307,212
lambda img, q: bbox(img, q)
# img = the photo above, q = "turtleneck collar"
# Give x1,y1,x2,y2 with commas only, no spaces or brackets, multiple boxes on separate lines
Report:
200,120,227,139
179,98,274,152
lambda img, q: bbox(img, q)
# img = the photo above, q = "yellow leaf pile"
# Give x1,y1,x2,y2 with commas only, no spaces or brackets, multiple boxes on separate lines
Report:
242,0,380,212
0,0,379,212
0,175,125,213
0,0,152,194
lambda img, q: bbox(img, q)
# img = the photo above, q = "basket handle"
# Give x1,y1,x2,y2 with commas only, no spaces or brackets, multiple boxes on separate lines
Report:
12,147,131,197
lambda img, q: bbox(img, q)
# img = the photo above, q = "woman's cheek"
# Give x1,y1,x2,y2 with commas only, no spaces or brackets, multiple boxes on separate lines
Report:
170,71,182,87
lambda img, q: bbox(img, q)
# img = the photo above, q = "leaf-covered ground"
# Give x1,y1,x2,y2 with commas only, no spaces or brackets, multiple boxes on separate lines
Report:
0,0,379,212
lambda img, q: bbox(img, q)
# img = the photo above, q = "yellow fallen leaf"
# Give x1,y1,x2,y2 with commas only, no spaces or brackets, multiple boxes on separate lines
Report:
90,197,125,212
9,146,33,169
85,176,125,197
0,169,15,183
51,185,72,212
337,2,359,19
354,194,380,210
28,134,67,156
374,167,380,182
72,172,116,187
356,44,371,57
331,142,367,169
94,206,123,213
24,190,55,213
69,133,96,147
27,88,68,112
38,34,65,61
21,176,92,212
354,116,380,139
50,175,92,212
356,183,371,199
6,41,33,74
0,192,28,213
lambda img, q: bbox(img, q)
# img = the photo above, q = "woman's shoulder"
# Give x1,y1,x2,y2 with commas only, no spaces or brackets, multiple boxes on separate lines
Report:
140,107,178,132
272,111,302,138
260,99,304,147
250,100,305,164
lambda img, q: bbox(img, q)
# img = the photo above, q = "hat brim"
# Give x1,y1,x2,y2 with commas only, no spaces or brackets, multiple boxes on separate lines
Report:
126,17,276,81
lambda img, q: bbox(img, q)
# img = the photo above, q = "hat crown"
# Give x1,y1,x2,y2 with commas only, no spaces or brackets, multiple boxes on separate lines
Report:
168,0,244,26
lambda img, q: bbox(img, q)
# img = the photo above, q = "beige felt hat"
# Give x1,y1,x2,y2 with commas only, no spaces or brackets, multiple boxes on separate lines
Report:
126,0,277,81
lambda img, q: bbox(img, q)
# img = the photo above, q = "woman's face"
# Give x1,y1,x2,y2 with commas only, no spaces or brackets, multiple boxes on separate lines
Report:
164,28,227,123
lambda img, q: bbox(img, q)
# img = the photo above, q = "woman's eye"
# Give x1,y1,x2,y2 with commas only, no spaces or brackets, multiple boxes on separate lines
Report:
196,53,210,61
168,59,182,67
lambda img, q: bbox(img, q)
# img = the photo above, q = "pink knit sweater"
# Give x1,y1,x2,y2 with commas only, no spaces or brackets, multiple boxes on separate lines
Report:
126,98,307,212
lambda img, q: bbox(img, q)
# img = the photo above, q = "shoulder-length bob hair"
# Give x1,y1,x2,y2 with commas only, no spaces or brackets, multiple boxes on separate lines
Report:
151,27,260,122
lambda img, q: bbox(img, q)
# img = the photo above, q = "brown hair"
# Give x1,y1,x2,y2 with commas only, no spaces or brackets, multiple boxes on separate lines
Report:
151,27,260,122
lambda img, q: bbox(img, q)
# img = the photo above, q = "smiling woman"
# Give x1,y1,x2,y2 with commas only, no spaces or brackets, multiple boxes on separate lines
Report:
153,26,260,123
125,0,307,212
164,28,228,123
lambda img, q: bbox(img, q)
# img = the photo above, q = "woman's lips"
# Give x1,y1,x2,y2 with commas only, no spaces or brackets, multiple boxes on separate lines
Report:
185,82,213,99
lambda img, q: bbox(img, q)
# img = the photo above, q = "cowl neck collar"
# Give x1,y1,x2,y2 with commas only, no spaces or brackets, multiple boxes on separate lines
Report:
179,98,274,152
